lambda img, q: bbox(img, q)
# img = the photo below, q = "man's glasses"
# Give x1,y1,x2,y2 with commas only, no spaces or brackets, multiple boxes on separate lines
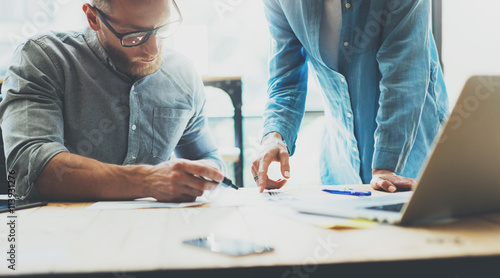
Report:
93,1,183,47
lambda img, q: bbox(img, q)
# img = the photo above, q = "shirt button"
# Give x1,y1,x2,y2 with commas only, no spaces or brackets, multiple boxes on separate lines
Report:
347,112,352,118
352,147,357,152
345,3,351,8
340,77,345,83
344,41,349,47
131,156,136,160
131,124,137,131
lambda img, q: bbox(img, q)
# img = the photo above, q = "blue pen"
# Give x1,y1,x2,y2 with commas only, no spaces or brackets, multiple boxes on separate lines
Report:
322,188,371,196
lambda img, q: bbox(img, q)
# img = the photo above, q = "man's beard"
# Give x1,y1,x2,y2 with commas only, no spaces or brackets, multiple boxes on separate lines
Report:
103,39,163,79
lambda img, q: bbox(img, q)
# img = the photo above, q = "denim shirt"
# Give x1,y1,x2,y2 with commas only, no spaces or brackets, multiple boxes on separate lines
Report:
262,0,449,185
0,28,224,199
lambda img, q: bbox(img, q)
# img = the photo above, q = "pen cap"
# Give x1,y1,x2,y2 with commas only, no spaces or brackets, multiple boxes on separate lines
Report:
222,177,233,185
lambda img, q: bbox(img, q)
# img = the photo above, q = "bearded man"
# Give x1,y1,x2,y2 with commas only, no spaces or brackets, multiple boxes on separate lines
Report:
0,0,225,202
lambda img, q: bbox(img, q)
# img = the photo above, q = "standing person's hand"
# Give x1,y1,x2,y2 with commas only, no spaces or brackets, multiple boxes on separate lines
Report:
251,132,290,193
144,159,224,202
370,169,417,193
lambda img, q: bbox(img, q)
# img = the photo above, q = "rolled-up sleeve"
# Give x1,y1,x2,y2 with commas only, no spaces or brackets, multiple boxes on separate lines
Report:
173,75,227,174
373,0,432,173
0,39,69,200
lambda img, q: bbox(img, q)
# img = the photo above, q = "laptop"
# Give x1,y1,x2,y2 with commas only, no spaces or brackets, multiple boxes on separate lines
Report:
294,76,500,225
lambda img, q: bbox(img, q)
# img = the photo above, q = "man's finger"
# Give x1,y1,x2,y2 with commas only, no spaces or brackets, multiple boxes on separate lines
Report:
393,177,417,190
251,164,258,176
167,171,213,196
156,180,204,199
372,178,397,193
279,148,290,179
379,175,415,190
258,153,275,193
182,160,224,183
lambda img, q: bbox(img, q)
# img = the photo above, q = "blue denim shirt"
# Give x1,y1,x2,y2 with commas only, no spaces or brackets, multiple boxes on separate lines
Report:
0,28,224,199
262,0,449,185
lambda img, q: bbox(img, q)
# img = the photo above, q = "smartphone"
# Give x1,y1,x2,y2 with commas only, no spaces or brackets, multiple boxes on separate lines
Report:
183,234,274,256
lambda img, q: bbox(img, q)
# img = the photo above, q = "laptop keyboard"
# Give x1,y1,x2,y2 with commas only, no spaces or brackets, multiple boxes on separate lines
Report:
366,203,406,212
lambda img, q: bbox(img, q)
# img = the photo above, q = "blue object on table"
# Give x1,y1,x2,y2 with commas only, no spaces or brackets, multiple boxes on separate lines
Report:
322,188,372,197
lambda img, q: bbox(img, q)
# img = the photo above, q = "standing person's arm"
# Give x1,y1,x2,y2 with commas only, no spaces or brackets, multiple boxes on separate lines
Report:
252,0,309,192
371,0,440,192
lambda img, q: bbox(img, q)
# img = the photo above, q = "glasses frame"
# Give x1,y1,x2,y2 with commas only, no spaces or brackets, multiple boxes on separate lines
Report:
92,1,183,47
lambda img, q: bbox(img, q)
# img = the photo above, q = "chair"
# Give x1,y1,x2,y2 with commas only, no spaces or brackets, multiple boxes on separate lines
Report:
202,76,244,187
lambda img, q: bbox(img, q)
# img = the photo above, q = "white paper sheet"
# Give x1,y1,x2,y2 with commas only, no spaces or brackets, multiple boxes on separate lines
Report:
86,199,205,210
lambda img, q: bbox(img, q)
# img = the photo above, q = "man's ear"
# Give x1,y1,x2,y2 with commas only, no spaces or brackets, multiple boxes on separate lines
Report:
83,3,100,31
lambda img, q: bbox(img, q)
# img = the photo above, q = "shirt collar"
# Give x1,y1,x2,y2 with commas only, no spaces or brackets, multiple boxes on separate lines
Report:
84,27,118,71
84,27,134,82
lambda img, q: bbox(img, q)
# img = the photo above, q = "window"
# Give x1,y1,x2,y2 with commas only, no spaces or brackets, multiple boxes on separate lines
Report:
441,0,500,106
0,0,87,77
175,1,324,187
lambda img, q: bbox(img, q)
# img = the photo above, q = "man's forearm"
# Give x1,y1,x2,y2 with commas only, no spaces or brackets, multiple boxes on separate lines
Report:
36,152,149,201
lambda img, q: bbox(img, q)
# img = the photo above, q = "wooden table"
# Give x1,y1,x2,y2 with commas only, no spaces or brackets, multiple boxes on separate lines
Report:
1,185,500,278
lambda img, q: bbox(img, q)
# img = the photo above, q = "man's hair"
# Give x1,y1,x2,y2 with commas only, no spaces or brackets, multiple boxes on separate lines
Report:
92,0,113,14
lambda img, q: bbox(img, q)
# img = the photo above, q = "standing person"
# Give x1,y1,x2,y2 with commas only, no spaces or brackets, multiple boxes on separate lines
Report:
0,0,226,201
252,0,448,192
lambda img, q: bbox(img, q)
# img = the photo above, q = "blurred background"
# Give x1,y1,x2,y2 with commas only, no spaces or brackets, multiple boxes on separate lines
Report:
1,0,499,188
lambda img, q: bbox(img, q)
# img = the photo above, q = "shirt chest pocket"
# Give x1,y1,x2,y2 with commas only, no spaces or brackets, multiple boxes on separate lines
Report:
152,107,191,160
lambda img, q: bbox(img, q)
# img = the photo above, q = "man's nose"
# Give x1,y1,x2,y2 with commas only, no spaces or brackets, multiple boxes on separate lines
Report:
141,34,161,57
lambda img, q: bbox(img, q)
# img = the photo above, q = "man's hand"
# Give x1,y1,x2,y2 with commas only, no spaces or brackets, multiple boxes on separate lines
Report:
251,132,290,193
37,153,224,202
144,159,224,202
370,169,417,193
